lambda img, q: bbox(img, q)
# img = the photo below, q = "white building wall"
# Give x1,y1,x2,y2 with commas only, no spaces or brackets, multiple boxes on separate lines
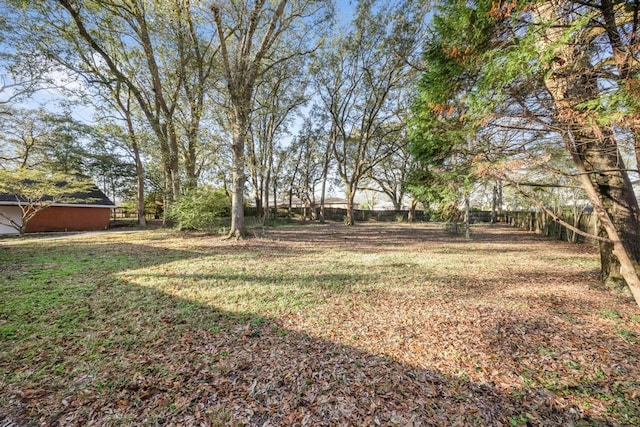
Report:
0,206,22,235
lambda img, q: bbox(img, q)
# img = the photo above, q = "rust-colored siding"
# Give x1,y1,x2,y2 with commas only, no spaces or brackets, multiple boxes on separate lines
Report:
25,206,112,233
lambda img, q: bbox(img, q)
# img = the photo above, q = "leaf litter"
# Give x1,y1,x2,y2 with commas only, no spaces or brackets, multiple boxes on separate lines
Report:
0,223,638,426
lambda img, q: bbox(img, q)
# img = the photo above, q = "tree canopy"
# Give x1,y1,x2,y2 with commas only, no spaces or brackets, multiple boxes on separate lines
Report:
410,0,640,306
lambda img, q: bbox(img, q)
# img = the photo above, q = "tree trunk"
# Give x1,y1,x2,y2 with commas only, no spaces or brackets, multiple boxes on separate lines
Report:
254,193,263,219
184,144,198,190
408,199,417,222
497,180,503,220
573,151,640,305
272,179,278,219
464,191,471,238
162,166,170,227
136,162,146,228
345,183,356,226
261,191,268,222
599,226,625,289
229,120,246,238
125,109,146,228
168,131,181,202
115,86,148,226
264,167,271,221
319,136,333,224
271,156,284,221
311,191,317,221
319,175,327,224
567,109,640,292
536,2,640,306
491,182,498,224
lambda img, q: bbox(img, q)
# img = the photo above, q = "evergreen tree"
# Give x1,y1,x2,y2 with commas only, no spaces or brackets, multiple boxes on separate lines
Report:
411,0,640,306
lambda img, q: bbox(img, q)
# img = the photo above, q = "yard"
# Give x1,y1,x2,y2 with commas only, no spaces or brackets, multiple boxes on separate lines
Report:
1,223,639,426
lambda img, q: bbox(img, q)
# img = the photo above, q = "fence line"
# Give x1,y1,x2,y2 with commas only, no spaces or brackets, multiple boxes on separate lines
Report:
114,204,599,243
286,207,428,222
502,210,598,244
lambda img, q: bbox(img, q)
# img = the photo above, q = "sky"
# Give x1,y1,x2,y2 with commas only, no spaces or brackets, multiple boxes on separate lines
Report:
13,0,359,124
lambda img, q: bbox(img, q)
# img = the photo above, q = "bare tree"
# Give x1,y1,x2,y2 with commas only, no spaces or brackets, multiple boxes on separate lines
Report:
211,0,332,237
312,0,426,225
247,57,308,220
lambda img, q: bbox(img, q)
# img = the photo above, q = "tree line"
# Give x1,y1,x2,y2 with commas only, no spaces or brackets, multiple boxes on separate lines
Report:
0,0,427,234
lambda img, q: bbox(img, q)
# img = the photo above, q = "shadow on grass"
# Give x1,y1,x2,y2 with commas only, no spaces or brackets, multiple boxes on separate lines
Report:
0,244,624,426
121,271,372,289
1,226,636,425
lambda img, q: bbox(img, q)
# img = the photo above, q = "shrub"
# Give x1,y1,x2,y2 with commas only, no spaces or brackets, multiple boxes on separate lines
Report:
169,187,231,231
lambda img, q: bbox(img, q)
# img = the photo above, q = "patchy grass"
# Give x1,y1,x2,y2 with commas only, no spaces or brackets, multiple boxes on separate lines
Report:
1,223,639,426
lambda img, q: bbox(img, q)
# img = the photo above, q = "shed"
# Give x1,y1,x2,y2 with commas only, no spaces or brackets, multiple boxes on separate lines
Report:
0,186,115,235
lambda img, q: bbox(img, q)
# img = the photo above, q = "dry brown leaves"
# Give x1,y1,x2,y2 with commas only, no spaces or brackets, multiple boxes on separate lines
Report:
2,223,639,426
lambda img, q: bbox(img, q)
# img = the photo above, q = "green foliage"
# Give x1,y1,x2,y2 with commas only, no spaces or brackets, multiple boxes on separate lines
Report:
408,1,491,215
408,0,591,216
169,187,231,231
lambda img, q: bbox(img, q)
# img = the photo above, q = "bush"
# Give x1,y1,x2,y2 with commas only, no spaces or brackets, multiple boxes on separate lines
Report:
169,187,231,231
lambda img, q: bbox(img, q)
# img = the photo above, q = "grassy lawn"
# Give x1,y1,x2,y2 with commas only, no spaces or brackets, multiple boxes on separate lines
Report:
1,223,639,426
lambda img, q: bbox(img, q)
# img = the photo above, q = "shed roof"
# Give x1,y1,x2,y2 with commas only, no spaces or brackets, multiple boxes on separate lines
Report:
0,185,115,207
